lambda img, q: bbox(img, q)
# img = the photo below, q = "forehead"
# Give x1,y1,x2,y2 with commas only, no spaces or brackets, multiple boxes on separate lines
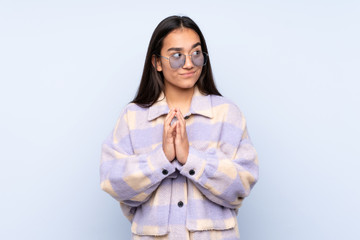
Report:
162,28,201,51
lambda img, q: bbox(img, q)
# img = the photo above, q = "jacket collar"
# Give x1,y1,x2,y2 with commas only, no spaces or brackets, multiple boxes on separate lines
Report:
147,86,213,121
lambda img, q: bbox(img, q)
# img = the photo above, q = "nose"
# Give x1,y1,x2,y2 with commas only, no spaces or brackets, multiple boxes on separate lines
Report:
182,55,194,69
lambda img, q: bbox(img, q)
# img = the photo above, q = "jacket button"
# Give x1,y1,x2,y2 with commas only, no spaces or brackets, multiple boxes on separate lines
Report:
178,201,184,208
162,169,168,175
189,169,195,175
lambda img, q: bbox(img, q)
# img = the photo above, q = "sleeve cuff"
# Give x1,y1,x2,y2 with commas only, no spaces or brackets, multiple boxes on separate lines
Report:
148,144,176,180
179,146,207,181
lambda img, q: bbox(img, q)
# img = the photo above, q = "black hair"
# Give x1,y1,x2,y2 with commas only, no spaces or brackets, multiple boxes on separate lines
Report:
131,15,221,107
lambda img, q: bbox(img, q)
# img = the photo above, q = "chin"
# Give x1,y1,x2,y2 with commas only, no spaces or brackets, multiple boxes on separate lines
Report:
165,77,198,90
179,78,198,88
179,81,197,89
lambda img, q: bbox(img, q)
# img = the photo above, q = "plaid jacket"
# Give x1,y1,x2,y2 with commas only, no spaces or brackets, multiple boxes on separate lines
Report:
100,86,259,238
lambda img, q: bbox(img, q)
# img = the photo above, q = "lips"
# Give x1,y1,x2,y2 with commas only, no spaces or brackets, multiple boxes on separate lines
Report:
180,71,196,77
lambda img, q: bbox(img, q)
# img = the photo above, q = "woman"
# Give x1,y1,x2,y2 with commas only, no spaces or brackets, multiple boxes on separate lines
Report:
100,15,259,240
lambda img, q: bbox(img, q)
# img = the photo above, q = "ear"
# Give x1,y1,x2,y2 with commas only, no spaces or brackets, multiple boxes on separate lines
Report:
152,55,163,72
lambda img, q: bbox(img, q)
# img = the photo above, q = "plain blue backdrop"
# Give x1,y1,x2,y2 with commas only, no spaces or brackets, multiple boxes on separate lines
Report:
1,0,359,239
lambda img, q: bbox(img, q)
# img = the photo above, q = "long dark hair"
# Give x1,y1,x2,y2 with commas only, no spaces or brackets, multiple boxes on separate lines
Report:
131,15,221,107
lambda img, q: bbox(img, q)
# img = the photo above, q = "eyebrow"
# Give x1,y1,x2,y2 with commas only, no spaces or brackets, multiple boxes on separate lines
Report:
167,42,201,52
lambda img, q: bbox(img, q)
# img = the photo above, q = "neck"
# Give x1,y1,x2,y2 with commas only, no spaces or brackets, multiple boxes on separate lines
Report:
164,84,195,115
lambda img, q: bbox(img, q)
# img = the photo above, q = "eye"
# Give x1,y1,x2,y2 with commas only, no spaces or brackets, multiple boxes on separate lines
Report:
192,50,201,56
171,53,182,59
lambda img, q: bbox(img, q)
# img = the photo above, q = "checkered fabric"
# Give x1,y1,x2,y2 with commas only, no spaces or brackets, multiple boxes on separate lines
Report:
100,86,259,239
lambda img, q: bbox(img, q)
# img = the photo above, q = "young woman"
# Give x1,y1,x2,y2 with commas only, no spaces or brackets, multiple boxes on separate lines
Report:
100,15,259,240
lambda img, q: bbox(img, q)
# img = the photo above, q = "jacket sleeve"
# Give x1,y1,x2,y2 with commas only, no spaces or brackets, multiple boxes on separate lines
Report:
179,105,259,209
100,106,176,207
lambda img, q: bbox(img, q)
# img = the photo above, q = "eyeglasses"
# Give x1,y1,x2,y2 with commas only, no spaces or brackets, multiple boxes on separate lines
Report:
158,51,208,69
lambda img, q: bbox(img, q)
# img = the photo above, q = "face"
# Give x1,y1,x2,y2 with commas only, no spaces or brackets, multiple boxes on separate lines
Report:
154,28,203,90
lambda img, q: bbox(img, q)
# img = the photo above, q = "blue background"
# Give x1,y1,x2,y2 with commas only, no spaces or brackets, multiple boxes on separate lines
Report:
1,1,359,239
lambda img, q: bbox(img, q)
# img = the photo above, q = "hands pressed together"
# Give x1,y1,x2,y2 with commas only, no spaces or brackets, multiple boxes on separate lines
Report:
162,108,189,164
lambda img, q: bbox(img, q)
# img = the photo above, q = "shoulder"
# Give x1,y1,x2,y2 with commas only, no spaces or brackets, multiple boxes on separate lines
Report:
116,102,151,130
109,103,150,140
210,95,244,116
114,102,149,126
117,102,148,118
209,94,246,129
123,102,148,112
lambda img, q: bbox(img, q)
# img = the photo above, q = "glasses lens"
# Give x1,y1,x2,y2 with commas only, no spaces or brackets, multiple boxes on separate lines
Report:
168,52,208,69
169,54,185,69
192,51,207,67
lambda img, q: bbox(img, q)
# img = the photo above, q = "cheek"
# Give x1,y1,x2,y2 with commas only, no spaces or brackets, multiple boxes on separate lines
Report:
195,67,203,79
162,66,177,81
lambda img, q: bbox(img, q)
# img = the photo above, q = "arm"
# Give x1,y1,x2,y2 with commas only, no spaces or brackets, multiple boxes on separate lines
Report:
100,107,176,207
179,106,259,209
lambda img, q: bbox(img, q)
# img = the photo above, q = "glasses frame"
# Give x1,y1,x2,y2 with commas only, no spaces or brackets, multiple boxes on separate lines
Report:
157,51,208,69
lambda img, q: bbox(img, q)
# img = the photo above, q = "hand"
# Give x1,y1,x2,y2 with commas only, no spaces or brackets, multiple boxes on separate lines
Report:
163,108,177,161
174,108,189,164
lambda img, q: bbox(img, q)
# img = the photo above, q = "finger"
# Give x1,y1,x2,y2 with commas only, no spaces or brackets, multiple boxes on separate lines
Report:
170,120,177,130
167,119,175,130
176,119,181,139
165,109,176,127
176,108,186,123
165,108,174,122
175,111,186,136
168,120,177,136
171,123,177,138
177,108,185,118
